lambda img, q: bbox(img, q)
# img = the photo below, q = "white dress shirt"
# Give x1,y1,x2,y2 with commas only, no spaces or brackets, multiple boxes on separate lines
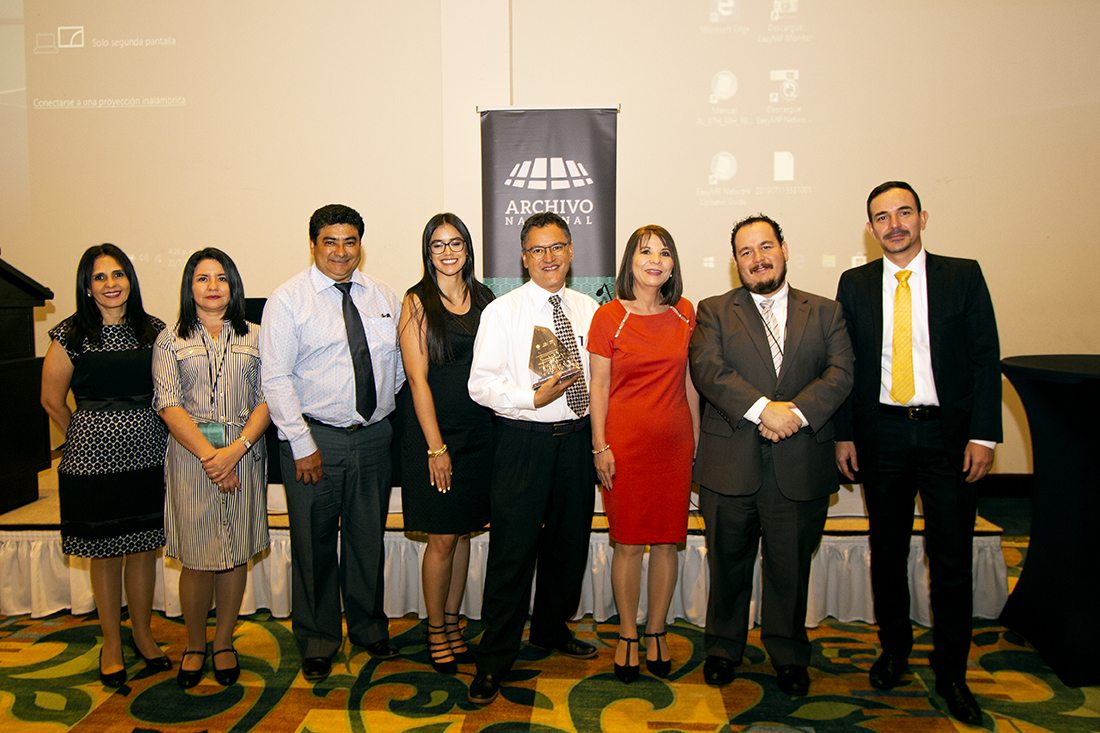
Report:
743,283,808,427
260,265,405,460
468,280,599,422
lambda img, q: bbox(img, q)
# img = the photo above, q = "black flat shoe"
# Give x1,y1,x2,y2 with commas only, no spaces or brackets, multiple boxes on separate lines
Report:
99,649,126,688
935,679,983,725
212,648,240,686
644,631,671,678
468,671,501,705
177,650,207,689
443,612,475,664
614,635,640,683
427,623,457,674
703,655,737,686
133,643,172,672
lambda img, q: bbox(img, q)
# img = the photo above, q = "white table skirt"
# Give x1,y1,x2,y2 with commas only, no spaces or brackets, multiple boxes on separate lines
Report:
0,528,1008,628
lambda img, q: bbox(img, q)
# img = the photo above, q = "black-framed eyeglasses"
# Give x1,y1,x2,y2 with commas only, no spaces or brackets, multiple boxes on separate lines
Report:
430,238,467,254
524,243,570,258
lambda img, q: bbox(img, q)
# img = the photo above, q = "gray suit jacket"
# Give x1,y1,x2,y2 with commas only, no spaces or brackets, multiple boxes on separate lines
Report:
689,286,854,500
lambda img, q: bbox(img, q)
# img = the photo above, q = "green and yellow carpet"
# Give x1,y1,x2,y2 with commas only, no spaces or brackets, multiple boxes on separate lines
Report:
1,538,1096,732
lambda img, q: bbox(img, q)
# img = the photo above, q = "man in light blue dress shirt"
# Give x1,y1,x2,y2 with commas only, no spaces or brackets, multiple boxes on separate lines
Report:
260,204,405,682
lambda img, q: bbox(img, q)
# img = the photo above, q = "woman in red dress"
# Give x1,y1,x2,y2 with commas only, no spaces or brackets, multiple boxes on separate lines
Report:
588,225,700,683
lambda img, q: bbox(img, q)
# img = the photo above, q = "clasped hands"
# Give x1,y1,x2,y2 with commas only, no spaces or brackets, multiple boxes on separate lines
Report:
758,400,802,443
200,444,244,493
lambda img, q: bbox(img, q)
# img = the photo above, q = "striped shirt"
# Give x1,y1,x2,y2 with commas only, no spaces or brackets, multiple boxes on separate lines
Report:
152,321,269,571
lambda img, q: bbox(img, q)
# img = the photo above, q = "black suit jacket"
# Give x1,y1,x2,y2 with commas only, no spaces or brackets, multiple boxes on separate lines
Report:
689,287,854,501
834,252,1002,480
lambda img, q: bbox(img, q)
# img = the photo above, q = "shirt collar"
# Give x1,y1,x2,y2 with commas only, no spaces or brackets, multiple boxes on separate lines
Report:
525,280,568,311
749,281,790,309
309,264,366,293
883,247,927,279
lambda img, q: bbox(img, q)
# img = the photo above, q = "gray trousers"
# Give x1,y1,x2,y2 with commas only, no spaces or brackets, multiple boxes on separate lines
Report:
699,443,828,668
281,419,392,659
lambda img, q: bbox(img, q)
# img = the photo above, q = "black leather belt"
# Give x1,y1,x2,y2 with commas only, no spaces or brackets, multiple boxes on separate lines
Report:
500,416,589,436
303,415,368,432
878,404,940,420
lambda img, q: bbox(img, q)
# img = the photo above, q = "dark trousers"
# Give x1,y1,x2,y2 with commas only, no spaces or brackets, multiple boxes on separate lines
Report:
863,414,977,681
474,420,596,677
281,420,393,659
699,443,829,668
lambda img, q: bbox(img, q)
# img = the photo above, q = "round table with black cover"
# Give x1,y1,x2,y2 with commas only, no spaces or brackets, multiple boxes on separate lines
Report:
999,354,1100,687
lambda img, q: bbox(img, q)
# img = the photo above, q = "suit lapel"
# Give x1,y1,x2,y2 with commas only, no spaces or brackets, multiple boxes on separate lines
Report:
925,252,944,380
869,259,884,360
732,289,777,384
781,288,810,383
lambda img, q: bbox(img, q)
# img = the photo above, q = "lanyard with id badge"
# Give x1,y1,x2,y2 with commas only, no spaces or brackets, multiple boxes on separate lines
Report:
197,332,232,447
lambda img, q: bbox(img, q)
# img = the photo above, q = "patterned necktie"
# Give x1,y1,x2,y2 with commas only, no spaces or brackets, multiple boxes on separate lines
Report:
760,298,783,375
549,294,589,417
891,270,915,404
335,282,377,421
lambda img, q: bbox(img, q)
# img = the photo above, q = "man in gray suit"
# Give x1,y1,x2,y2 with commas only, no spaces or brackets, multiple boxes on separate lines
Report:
689,214,854,695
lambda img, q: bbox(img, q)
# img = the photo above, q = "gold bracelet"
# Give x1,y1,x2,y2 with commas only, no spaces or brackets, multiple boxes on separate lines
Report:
427,444,448,458
592,444,611,455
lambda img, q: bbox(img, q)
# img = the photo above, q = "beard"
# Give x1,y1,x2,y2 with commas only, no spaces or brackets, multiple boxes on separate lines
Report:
742,261,787,295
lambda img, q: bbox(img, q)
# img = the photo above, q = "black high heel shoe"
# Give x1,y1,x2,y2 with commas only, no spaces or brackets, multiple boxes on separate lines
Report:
177,650,207,689
99,649,126,688
644,631,671,678
614,635,640,683
427,623,457,674
443,612,475,664
133,643,172,672
212,648,240,686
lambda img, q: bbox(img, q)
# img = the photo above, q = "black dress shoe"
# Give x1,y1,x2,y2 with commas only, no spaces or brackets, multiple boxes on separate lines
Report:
301,657,332,681
212,648,240,686
935,679,983,725
776,665,811,696
177,650,207,689
99,649,126,688
869,651,909,690
468,671,501,705
529,637,598,659
133,643,172,672
703,655,737,686
364,640,400,660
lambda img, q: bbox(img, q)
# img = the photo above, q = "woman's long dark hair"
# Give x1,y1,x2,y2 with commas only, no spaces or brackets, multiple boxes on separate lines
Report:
405,213,493,364
176,248,249,339
67,243,157,349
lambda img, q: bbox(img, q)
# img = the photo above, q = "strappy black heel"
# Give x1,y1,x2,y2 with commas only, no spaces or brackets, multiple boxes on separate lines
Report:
644,631,671,678
614,635,640,683
427,623,457,674
444,612,475,664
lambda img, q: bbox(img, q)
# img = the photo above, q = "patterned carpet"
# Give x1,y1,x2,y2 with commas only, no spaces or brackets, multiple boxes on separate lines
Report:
1,537,1096,732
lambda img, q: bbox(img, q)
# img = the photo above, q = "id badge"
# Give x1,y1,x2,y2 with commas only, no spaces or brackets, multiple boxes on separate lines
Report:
198,421,228,449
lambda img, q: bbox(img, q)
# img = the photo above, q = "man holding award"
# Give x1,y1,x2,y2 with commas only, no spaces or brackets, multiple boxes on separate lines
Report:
466,211,600,704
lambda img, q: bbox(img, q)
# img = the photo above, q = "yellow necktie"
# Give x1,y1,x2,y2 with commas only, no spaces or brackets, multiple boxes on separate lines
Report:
891,270,915,404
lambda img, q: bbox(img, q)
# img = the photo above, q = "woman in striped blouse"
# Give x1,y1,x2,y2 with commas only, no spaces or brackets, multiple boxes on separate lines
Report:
152,248,270,688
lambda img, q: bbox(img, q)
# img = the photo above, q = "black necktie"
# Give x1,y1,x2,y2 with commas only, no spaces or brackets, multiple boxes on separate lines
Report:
335,282,376,421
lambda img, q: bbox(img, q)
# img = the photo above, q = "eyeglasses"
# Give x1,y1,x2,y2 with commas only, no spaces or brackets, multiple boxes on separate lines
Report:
523,243,570,259
430,238,466,254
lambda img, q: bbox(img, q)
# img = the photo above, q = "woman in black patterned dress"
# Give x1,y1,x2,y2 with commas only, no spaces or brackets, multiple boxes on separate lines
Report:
397,213,494,673
40,244,171,687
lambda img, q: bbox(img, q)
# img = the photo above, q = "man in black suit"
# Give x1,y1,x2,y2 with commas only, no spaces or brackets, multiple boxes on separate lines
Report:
835,181,1001,725
690,215,853,696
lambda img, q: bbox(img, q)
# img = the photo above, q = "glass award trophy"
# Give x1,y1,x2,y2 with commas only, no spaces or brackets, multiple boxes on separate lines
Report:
529,326,581,388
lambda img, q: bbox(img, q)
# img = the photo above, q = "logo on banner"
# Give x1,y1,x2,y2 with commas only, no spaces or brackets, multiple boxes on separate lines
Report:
505,157,594,190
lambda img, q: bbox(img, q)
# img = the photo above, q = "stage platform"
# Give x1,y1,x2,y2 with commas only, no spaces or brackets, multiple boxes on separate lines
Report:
0,459,1009,628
